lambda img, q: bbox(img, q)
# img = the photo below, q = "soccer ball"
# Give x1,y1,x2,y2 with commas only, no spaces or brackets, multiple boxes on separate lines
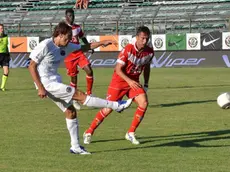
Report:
217,92,230,109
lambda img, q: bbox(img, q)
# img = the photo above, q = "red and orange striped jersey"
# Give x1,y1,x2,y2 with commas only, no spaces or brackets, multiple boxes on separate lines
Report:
65,24,84,61
70,24,84,44
109,40,154,89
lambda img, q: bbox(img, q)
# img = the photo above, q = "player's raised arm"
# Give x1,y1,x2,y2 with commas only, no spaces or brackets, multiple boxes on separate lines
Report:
82,37,94,54
81,36,89,45
80,40,117,52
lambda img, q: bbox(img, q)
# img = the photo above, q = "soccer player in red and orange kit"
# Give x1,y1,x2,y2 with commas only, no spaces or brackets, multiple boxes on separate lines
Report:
83,26,154,145
64,9,94,98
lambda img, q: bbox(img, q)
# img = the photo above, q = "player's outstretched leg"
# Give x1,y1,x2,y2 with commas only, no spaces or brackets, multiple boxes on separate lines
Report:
72,90,133,112
83,96,132,112
72,100,81,110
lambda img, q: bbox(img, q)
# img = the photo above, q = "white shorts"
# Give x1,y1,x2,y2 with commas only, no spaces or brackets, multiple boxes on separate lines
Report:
44,81,75,112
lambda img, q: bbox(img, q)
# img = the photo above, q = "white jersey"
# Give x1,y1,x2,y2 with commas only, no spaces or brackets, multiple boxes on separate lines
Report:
29,38,81,85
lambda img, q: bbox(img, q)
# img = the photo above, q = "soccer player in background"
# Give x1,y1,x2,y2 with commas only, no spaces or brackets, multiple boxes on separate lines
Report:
28,22,132,154
64,9,94,104
64,8,94,110
0,24,10,91
83,26,154,145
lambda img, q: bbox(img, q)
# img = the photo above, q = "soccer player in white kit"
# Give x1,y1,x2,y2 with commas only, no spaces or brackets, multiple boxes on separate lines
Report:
28,22,132,155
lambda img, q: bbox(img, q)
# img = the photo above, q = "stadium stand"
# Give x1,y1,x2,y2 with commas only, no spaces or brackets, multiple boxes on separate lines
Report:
0,0,229,36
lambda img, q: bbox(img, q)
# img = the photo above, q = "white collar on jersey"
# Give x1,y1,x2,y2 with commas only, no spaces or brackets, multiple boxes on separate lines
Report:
133,40,139,52
134,41,145,53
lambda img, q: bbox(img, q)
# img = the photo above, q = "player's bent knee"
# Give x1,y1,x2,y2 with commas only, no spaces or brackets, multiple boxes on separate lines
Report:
65,105,77,119
84,65,93,76
72,89,87,103
138,101,148,109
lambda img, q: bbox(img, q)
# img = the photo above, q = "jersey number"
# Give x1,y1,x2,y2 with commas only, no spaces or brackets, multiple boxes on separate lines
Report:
130,65,142,74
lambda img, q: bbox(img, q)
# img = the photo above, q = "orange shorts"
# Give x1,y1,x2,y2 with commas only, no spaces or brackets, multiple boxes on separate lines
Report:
106,86,145,101
64,51,90,77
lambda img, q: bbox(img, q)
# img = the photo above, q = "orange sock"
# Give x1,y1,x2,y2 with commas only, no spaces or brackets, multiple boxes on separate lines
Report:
128,107,146,133
86,110,106,135
86,75,93,95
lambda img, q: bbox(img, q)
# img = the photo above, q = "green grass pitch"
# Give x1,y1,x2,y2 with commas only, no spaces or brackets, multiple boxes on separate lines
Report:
1,68,230,172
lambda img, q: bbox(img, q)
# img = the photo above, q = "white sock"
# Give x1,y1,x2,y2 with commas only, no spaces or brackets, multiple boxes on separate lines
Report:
83,95,119,110
66,118,80,150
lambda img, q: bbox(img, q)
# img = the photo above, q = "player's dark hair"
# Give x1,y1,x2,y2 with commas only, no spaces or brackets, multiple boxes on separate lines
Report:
0,24,4,27
52,21,72,38
65,8,74,15
0,24,5,36
136,26,150,36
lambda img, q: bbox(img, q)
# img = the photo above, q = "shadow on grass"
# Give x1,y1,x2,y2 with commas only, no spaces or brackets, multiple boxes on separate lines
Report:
5,88,37,91
91,84,230,91
149,99,216,108
80,100,217,112
151,84,230,90
91,129,230,153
